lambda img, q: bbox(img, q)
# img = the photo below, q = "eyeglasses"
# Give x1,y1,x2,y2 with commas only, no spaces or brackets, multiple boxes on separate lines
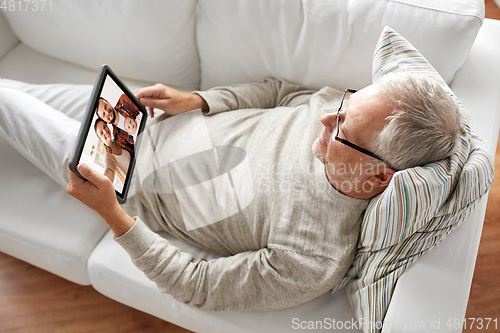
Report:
334,89,399,171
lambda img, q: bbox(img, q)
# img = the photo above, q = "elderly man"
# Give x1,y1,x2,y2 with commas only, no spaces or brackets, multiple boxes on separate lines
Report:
66,72,464,311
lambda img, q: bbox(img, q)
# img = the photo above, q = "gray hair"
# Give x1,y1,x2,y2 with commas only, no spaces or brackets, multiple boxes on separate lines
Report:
371,72,466,170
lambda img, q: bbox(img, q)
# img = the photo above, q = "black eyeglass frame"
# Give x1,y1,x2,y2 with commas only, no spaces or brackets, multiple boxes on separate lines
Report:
334,89,399,171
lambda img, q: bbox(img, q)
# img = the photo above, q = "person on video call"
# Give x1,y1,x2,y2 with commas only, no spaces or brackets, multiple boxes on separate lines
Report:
96,94,140,131
0,73,464,311
93,118,131,186
123,116,137,136
94,118,135,156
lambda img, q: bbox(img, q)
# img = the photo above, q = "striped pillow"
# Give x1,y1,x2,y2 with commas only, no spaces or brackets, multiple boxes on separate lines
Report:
335,27,495,332
372,26,465,113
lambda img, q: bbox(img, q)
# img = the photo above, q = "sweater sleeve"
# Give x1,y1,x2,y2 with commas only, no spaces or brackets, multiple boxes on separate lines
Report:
115,218,344,312
195,78,316,115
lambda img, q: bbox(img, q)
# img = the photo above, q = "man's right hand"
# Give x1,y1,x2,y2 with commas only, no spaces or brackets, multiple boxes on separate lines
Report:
67,164,135,237
136,83,208,118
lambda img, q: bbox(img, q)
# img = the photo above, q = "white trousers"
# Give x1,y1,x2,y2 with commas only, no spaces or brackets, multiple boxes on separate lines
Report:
0,78,93,188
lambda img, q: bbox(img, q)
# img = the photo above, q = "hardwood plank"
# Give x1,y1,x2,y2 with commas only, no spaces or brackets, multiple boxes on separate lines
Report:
0,252,191,333
486,0,500,20
464,135,500,333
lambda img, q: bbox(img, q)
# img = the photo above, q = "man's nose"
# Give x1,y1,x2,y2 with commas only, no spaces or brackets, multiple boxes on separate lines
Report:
320,112,337,133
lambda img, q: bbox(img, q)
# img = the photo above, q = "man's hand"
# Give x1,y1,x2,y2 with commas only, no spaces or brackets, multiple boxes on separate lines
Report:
67,164,135,236
136,83,209,118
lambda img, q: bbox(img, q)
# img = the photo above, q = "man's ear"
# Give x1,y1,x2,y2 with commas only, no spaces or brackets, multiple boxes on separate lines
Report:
366,166,396,189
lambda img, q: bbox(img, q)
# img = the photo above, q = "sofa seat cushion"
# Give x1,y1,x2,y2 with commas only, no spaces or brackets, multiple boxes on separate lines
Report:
89,230,363,333
0,138,108,285
0,76,133,286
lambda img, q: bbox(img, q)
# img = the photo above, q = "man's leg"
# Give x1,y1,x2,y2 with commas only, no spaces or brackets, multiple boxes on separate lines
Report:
0,79,158,229
0,80,84,188
1,79,93,121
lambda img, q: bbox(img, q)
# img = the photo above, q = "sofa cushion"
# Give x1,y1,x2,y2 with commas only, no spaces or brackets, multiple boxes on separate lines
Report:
0,12,18,60
2,0,200,90
0,79,111,285
196,0,483,91
0,138,108,285
89,230,363,333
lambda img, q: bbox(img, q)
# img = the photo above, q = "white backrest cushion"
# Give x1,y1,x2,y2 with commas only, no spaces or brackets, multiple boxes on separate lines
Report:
3,0,199,90
197,0,484,90
0,12,19,60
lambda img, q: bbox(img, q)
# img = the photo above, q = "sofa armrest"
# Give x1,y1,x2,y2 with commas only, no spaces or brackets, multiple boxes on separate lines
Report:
382,19,500,333
0,12,19,61
452,18,500,154
382,199,489,333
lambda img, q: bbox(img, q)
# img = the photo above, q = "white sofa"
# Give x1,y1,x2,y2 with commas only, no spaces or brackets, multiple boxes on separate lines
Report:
0,1,499,332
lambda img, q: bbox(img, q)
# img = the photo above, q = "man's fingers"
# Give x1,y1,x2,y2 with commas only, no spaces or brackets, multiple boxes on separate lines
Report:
77,164,108,186
135,83,166,100
135,85,158,100
139,97,168,110
67,165,85,196
67,165,84,189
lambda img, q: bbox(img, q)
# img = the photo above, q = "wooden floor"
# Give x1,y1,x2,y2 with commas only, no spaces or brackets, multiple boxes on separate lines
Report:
1,2,500,332
0,251,191,333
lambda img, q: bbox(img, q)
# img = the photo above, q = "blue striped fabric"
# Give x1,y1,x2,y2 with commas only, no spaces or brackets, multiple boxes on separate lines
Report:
332,26,495,332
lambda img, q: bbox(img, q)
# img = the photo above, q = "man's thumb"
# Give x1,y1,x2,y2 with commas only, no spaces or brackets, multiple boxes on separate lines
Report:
78,164,104,184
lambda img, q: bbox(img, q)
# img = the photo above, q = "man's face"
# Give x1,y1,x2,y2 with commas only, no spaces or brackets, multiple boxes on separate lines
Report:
96,121,112,144
312,84,394,190
97,99,116,124
124,117,137,135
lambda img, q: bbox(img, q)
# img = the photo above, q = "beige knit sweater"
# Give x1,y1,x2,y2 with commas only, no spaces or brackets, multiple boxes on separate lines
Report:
116,79,370,311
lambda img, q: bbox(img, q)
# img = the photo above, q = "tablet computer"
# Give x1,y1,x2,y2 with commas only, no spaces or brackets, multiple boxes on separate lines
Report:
69,65,147,204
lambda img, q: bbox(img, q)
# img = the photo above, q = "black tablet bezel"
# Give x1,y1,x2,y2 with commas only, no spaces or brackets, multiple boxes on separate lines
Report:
68,64,147,204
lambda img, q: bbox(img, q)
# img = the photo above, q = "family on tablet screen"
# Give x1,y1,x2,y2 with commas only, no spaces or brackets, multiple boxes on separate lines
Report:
93,93,140,186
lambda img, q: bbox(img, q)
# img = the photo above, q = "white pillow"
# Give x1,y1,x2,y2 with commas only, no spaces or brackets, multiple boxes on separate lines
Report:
196,0,483,91
3,0,200,90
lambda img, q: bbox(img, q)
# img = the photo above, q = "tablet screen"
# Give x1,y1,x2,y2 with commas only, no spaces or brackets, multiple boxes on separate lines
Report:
75,68,145,200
